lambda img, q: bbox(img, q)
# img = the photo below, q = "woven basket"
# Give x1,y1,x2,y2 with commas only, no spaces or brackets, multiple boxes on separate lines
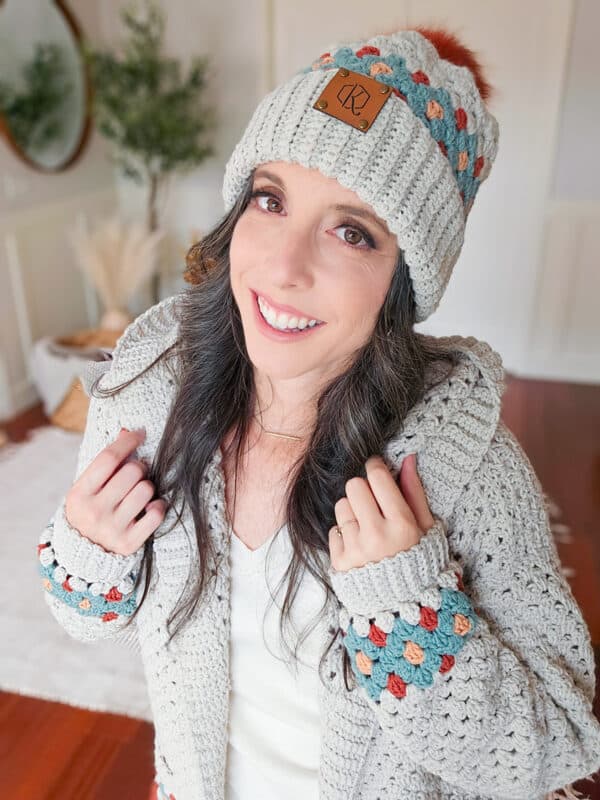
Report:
50,328,124,433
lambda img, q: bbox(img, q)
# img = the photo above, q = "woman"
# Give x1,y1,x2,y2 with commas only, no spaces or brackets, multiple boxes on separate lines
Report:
38,25,600,800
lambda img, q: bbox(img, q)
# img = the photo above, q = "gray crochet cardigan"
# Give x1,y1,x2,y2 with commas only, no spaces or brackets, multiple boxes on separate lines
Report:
38,294,600,800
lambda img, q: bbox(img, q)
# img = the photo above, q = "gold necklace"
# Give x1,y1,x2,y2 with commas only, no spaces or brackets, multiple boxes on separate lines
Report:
254,413,305,442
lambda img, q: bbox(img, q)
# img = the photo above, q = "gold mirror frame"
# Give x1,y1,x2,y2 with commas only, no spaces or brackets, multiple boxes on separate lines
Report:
0,0,93,173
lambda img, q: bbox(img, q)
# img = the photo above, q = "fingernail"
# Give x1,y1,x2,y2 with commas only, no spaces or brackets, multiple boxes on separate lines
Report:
120,427,129,434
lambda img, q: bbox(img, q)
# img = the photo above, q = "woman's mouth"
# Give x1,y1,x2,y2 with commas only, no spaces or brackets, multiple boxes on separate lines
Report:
251,290,326,341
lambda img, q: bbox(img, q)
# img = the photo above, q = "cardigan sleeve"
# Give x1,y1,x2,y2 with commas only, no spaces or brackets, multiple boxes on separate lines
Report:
328,422,600,799
37,357,144,651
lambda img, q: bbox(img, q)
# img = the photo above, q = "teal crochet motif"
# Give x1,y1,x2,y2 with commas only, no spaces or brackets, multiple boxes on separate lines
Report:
301,45,486,213
38,558,137,621
343,586,478,703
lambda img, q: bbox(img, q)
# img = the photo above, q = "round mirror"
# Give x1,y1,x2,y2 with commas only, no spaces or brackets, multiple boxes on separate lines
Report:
0,0,92,172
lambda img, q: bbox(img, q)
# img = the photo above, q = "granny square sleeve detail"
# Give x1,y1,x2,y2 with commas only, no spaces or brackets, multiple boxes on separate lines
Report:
332,520,477,703
37,355,144,650
328,422,600,798
37,513,141,619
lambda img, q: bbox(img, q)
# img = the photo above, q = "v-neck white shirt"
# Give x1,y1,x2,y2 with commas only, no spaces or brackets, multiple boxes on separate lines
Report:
225,523,329,799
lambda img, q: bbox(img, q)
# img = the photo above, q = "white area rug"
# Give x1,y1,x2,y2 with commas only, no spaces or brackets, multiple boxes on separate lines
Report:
0,425,152,722
0,424,574,722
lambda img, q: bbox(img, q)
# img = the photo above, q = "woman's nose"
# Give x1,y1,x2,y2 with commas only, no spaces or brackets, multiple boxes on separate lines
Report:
268,230,315,285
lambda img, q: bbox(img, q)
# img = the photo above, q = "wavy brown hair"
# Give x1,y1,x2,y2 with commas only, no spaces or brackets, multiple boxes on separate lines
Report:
92,167,461,689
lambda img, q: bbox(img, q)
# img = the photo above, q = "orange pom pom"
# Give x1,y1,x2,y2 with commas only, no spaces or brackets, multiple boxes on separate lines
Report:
413,25,495,105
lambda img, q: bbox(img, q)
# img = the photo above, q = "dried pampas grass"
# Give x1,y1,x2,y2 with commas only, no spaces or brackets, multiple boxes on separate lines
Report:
68,216,165,330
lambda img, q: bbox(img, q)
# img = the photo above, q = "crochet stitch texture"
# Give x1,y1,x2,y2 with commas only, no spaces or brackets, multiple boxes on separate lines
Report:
38,294,600,800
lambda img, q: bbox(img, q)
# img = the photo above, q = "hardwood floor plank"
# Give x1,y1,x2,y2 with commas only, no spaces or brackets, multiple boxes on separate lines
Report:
501,373,600,642
0,693,154,799
0,694,96,798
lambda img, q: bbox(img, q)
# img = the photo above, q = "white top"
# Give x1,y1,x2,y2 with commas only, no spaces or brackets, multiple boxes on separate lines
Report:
225,523,329,799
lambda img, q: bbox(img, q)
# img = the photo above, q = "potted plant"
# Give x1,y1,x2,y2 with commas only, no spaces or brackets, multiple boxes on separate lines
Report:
82,0,216,303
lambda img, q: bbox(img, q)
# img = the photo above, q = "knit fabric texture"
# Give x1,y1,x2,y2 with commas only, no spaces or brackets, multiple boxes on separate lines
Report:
221,29,500,323
38,294,600,800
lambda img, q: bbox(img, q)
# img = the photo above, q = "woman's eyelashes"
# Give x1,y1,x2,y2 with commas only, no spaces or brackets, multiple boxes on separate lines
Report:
249,189,376,250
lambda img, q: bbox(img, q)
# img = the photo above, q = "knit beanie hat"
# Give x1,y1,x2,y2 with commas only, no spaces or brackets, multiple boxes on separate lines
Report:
221,26,499,323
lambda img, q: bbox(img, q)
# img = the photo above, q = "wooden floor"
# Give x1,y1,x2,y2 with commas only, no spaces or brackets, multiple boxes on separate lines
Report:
1,370,599,799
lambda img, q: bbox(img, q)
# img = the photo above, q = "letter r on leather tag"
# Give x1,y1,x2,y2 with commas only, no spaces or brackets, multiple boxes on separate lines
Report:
312,68,393,132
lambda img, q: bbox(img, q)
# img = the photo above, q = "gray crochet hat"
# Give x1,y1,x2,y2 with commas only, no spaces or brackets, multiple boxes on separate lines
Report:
222,26,500,323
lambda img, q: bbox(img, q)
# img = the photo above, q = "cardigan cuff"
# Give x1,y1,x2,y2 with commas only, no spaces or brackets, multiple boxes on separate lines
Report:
43,500,143,588
328,517,451,617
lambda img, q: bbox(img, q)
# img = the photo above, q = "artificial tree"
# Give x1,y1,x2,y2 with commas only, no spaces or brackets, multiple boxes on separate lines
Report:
83,0,216,303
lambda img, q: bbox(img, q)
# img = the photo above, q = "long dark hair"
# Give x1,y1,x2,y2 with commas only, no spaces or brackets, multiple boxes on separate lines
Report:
92,168,460,689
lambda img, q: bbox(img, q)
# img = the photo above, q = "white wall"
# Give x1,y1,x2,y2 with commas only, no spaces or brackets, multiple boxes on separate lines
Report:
551,0,600,203
527,0,600,382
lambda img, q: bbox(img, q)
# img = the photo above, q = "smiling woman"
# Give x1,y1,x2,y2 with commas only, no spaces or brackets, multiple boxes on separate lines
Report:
228,160,402,443
38,23,600,800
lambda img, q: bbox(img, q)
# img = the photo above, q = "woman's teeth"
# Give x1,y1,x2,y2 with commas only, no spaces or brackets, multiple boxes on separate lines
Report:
257,295,322,332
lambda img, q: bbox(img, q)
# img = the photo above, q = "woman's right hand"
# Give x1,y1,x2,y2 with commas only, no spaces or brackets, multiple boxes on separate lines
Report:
64,428,167,556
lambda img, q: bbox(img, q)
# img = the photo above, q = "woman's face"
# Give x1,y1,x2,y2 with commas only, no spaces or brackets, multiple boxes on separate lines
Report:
229,160,399,384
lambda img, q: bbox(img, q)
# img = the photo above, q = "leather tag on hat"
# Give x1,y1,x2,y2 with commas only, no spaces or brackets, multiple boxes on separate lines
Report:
312,68,392,132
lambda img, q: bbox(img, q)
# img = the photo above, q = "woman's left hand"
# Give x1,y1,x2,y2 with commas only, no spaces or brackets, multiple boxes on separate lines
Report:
328,453,436,572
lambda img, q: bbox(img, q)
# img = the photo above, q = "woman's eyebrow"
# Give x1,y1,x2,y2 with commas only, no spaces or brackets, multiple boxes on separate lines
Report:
254,168,285,188
331,204,390,235
253,168,390,236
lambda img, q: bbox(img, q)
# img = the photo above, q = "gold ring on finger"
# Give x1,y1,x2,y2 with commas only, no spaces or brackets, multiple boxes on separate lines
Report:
335,518,358,538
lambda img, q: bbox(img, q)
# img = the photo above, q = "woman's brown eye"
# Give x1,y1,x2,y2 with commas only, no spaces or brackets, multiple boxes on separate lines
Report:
249,190,282,213
344,228,363,245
